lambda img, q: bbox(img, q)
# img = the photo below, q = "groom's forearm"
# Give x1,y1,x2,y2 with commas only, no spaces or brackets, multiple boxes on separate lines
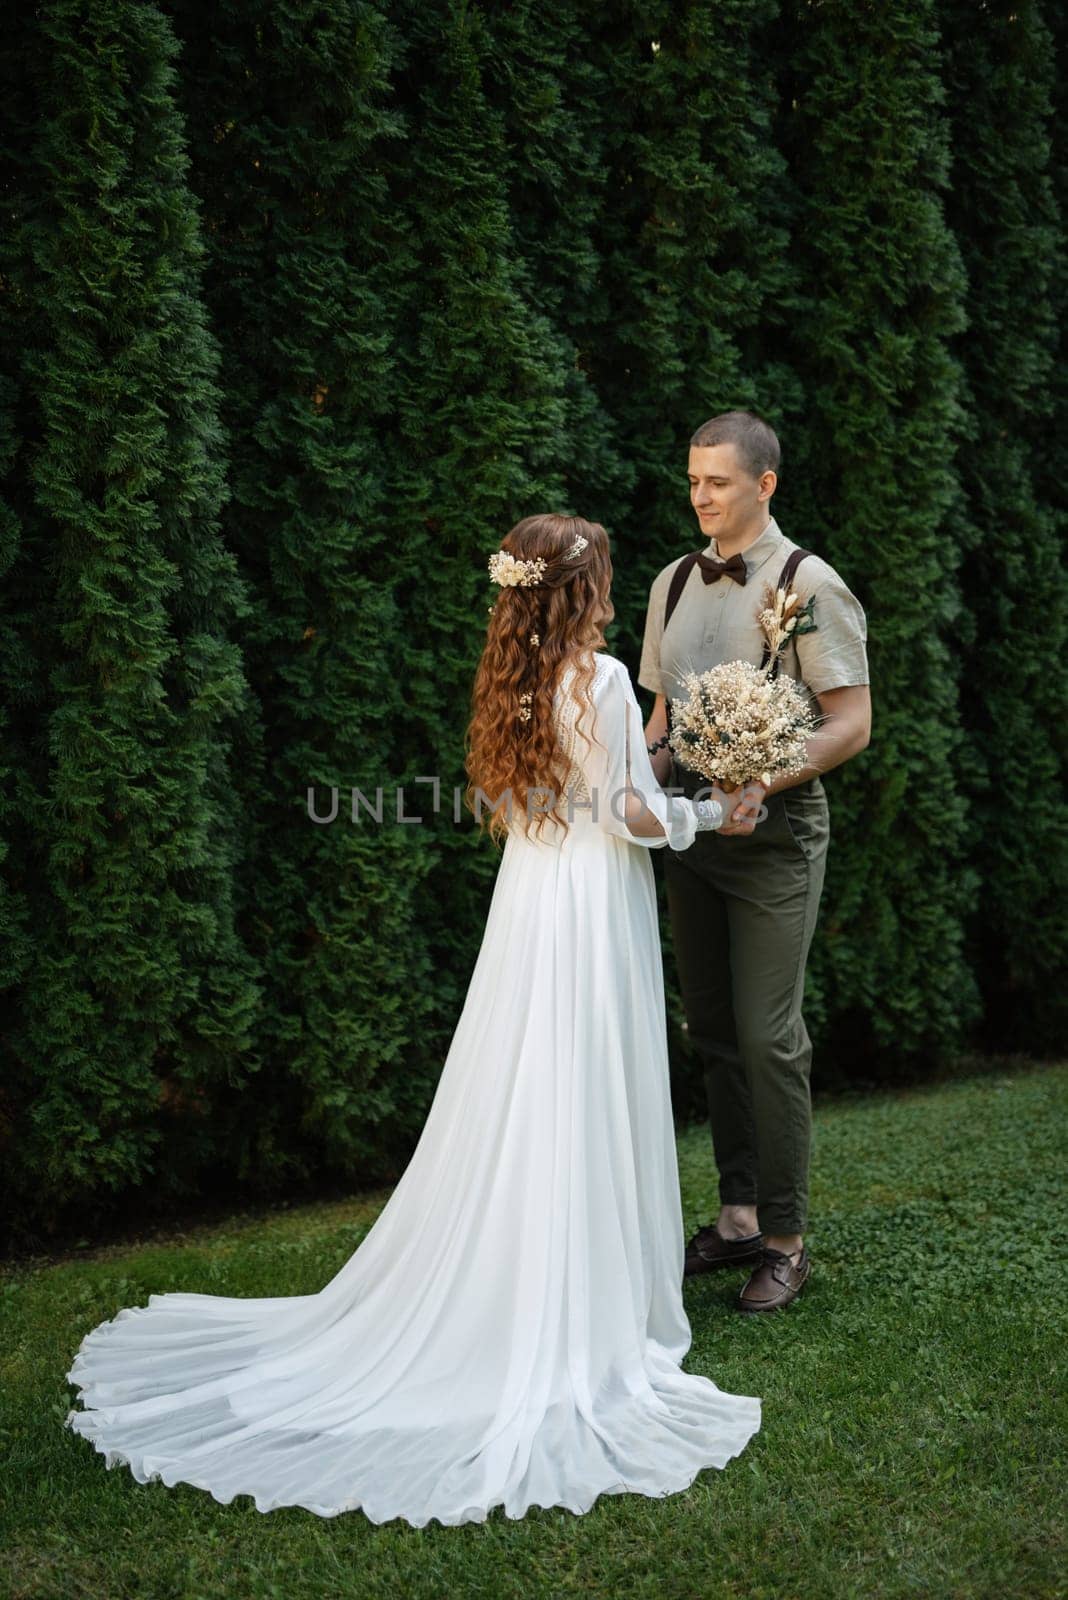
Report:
763,710,870,797
764,682,871,797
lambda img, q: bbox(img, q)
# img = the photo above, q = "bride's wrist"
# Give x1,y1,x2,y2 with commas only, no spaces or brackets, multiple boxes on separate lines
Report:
693,797,722,832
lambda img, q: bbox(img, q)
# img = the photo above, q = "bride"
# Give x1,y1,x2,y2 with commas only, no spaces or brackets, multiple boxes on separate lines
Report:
64,513,762,1527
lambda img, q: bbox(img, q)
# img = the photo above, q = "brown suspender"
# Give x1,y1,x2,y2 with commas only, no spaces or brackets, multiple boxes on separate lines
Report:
663,551,703,636
662,544,812,683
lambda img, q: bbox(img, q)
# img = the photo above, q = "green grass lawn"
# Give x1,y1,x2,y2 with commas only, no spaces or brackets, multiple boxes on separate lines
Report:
2,1064,1065,1600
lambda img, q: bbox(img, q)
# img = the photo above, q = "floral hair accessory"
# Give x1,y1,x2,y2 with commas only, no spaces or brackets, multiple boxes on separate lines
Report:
488,550,547,587
563,534,588,561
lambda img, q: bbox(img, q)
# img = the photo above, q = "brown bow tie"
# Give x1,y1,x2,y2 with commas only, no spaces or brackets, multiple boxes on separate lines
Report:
695,550,748,586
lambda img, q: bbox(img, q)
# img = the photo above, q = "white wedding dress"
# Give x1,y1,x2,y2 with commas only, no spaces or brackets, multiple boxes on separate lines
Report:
65,650,761,1526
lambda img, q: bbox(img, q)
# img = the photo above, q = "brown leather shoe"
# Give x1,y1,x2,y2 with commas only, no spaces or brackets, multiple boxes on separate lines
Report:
684,1222,765,1277
737,1245,811,1312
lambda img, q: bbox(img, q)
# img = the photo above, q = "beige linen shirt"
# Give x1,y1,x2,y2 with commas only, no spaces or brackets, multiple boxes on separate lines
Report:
637,515,869,716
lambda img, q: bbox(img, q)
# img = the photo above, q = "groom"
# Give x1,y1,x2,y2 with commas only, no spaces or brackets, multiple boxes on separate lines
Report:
639,411,871,1313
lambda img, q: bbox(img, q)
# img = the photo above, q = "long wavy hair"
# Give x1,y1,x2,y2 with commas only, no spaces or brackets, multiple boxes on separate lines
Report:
465,514,614,847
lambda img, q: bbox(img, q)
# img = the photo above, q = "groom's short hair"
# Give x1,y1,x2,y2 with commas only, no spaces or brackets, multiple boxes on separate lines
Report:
690,411,780,481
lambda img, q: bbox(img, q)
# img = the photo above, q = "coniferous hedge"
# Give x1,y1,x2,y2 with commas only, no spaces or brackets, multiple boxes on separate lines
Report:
0,0,1063,1242
769,0,981,1067
0,0,260,1225
579,0,792,657
940,0,1067,1055
554,2,802,1094
166,0,445,1197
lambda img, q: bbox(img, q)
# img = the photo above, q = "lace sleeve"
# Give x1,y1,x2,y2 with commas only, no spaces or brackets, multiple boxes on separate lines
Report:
570,658,720,850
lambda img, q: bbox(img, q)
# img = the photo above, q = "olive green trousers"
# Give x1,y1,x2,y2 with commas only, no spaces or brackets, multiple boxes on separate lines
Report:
663,760,830,1236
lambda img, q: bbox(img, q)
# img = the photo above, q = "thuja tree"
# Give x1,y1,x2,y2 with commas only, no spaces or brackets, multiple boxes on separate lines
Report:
167,0,450,1190
770,0,980,1067
380,1,594,1025
479,0,632,541
939,0,1067,1053
169,0,587,1187
1038,0,1068,543
0,0,34,1091
528,1,801,1100
0,0,260,1241
1033,0,1068,1050
575,0,793,663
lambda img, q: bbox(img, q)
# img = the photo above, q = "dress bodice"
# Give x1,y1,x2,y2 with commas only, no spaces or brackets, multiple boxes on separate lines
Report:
552,652,612,809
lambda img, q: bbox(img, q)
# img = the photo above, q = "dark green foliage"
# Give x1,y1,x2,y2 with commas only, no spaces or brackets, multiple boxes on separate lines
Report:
161,0,596,1201
481,2,632,535
940,0,1068,1053
1039,0,1068,523
381,2,584,1008
578,0,792,660
0,0,261,1236
164,0,445,1195
0,0,1062,1241
770,0,981,1067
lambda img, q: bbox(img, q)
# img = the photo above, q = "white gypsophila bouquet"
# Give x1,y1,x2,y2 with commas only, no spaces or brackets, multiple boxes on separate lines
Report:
669,660,817,793
669,578,821,792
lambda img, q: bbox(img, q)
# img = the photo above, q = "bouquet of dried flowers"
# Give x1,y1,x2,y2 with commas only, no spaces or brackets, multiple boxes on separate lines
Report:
669,581,819,793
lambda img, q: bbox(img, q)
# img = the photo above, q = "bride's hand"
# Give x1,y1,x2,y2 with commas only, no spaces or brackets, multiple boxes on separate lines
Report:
714,779,767,836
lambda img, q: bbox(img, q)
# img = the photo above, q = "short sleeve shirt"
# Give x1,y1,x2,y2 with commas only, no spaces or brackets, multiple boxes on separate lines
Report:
637,516,869,717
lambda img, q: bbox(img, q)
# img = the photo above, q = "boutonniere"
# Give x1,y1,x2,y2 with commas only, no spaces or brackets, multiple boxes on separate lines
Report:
757,584,817,675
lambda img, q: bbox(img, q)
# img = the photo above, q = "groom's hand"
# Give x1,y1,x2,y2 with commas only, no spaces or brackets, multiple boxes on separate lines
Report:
717,779,768,835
